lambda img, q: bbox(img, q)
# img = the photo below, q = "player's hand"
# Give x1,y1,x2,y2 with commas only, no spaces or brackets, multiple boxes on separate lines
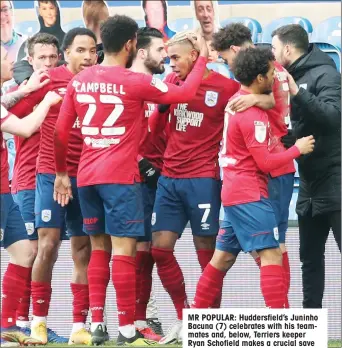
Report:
295,135,315,155
187,32,209,58
227,94,257,113
138,158,161,189
43,91,62,106
285,71,299,96
19,68,50,95
53,173,73,207
281,129,296,149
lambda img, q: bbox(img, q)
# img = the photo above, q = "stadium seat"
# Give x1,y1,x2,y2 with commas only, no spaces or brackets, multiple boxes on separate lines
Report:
220,17,262,43
63,20,85,31
168,18,194,33
207,62,234,79
311,17,341,72
15,21,40,37
259,17,313,44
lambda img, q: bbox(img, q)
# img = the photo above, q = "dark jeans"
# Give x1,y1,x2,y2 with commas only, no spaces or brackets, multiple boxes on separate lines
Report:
299,209,341,308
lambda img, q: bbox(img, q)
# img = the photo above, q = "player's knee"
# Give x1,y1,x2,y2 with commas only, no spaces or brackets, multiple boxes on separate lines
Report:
152,230,178,249
71,237,91,267
137,241,151,252
8,239,36,267
193,235,216,250
258,247,282,266
90,233,112,253
37,231,60,262
211,250,237,272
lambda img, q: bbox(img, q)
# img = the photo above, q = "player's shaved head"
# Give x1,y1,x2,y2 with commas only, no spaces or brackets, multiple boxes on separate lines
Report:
167,30,199,52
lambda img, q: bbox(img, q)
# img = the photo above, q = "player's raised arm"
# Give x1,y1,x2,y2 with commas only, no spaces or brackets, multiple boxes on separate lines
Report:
1,92,61,138
133,32,209,104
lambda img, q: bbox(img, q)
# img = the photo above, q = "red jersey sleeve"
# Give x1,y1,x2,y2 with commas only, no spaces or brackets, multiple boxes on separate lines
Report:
131,56,207,104
8,80,50,117
239,108,300,173
148,73,176,134
54,80,78,173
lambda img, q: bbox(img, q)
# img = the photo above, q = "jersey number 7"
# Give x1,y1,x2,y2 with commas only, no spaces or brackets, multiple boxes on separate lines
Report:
77,94,125,136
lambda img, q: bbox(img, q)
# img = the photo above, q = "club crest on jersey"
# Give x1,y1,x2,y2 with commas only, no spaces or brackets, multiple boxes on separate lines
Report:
205,91,218,107
273,227,279,241
151,212,156,226
254,121,266,143
25,223,35,236
41,209,51,222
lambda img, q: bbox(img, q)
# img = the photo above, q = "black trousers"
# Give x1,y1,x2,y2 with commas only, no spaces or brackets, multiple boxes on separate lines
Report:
299,209,341,308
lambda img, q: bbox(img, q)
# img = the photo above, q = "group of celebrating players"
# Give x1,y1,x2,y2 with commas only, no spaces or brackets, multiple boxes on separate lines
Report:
1,13,315,347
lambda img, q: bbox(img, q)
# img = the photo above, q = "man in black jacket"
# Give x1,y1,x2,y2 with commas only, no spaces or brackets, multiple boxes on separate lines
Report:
271,24,341,308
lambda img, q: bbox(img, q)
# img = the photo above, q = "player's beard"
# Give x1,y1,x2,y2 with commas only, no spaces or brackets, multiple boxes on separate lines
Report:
126,48,135,68
145,54,165,75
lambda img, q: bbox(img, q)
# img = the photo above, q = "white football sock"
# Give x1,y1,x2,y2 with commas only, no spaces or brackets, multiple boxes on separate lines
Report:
119,324,136,339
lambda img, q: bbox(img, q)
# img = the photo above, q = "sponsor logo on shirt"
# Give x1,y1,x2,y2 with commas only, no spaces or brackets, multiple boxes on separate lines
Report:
174,103,204,132
145,103,155,118
84,137,120,148
0,228,4,241
204,91,219,107
41,209,51,222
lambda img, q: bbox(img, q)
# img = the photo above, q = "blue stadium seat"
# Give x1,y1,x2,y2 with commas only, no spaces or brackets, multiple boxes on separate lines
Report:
63,20,85,32
15,21,40,37
311,16,341,48
207,62,234,79
311,17,341,72
168,18,194,33
220,17,262,43
260,17,313,44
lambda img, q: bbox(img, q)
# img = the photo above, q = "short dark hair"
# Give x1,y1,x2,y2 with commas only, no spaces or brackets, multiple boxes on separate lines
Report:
38,0,57,8
100,15,138,54
137,27,163,50
232,47,275,86
61,27,97,51
272,24,309,53
212,23,252,52
26,32,59,57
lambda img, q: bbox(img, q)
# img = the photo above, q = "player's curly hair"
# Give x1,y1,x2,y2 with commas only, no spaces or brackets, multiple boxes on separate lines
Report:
212,23,252,52
231,47,275,86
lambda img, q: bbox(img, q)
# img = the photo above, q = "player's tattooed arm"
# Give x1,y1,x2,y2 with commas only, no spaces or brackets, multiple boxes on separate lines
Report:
0,89,28,109
1,68,50,109
228,93,275,112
